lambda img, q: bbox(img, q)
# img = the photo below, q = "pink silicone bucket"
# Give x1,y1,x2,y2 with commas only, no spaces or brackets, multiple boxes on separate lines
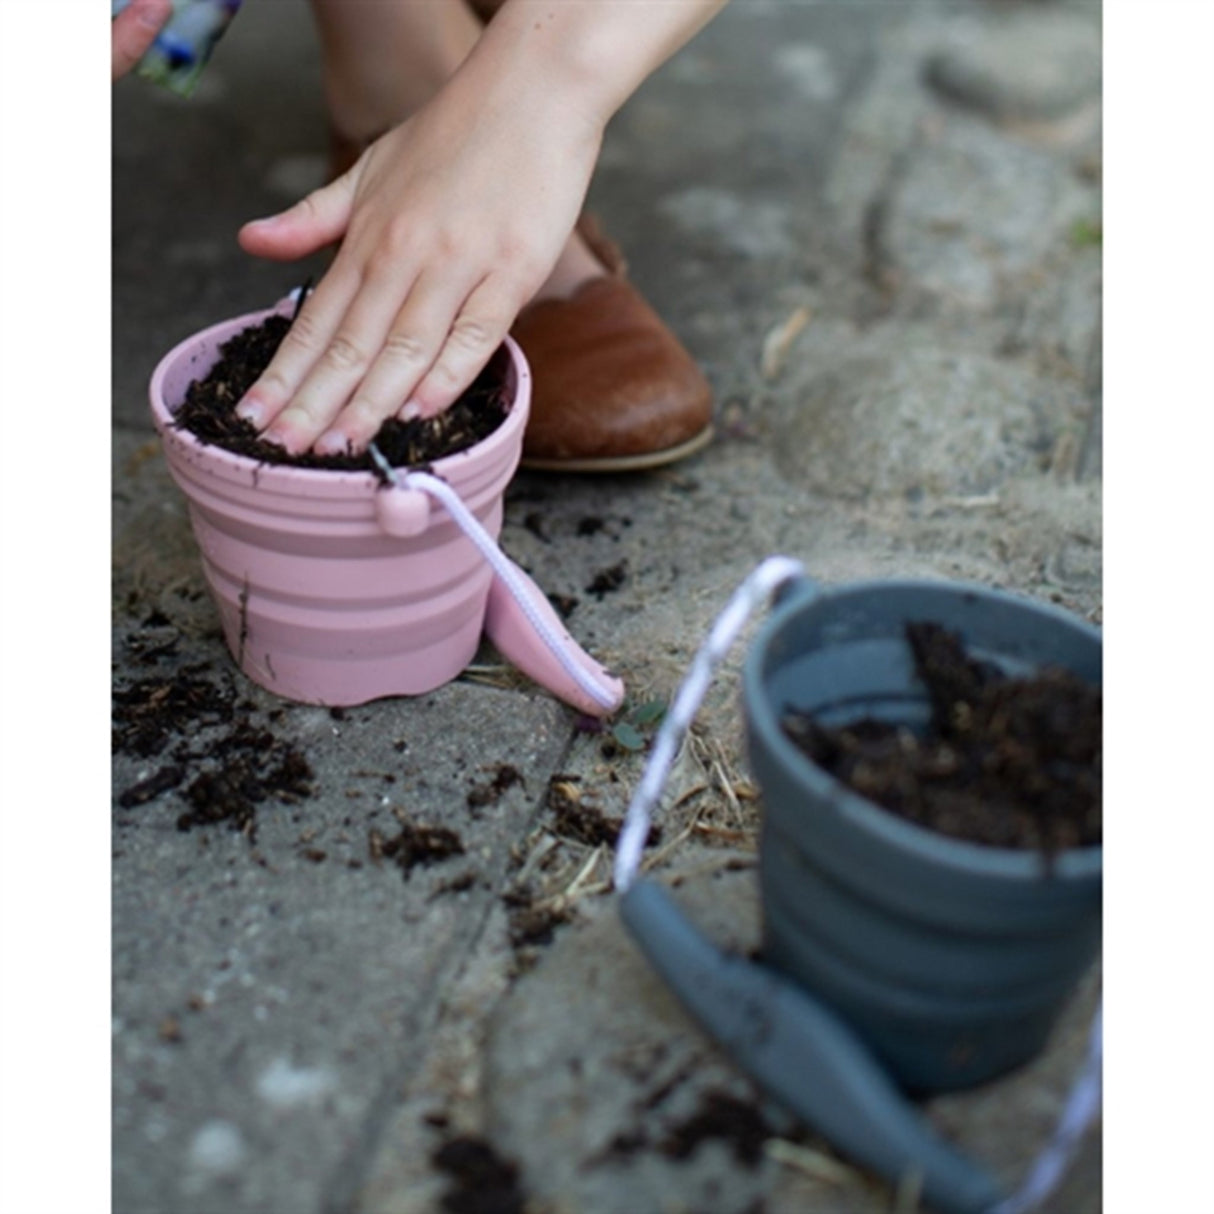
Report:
149,303,608,709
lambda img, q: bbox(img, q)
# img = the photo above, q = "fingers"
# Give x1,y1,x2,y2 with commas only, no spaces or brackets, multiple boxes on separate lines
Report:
326,272,522,453
234,266,366,448
310,268,479,454
238,174,357,263
241,266,520,457
407,275,522,419
112,0,173,81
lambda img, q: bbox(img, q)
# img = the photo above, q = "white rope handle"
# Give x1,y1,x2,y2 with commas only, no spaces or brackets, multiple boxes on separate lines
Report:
988,1001,1102,1214
610,555,1102,1214
613,555,805,891
368,450,618,713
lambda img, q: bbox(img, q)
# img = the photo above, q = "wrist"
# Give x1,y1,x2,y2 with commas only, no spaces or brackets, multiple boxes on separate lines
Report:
468,0,727,132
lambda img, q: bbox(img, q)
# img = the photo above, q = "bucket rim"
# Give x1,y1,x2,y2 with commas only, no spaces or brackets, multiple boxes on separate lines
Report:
148,304,530,493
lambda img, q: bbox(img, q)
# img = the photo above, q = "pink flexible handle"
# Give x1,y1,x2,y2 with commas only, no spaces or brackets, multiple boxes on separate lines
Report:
484,560,625,718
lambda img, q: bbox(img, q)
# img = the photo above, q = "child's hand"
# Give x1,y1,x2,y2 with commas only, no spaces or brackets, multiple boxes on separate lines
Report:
235,68,601,455
112,0,173,80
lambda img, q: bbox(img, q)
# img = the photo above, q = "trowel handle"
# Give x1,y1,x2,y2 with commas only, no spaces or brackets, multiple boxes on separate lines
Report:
484,559,625,719
619,880,1007,1214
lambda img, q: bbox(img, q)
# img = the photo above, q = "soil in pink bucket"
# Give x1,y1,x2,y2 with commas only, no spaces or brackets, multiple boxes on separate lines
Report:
174,312,510,473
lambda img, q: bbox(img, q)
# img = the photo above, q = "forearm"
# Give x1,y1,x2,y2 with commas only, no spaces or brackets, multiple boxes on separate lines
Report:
459,0,730,132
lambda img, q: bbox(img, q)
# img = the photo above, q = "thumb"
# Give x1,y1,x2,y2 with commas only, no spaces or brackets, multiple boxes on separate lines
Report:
112,0,173,81
239,175,356,262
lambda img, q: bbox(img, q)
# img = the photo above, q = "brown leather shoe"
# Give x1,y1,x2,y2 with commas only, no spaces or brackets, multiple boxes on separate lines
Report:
514,274,714,473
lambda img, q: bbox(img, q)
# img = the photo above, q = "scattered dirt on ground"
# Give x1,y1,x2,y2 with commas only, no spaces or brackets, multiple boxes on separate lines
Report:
431,1135,525,1214
175,722,315,839
123,613,183,665
781,621,1101,852
546,592,579,620
370,813,466,878
466,764,525,812
522,511,549,542
659,1090,771,1167
158,1016,183,1045
114,661,315,837
599,1129,650,1161
544,776,661,849
112,664,235,759
430,870,481,899
576,514,631,539
502,888,573,949
545,777,621,848
585,561,629,599
118,763,187,808
173,312,510,472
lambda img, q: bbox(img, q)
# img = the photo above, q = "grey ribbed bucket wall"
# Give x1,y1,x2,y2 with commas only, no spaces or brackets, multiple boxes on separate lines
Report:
743,580,1102,1094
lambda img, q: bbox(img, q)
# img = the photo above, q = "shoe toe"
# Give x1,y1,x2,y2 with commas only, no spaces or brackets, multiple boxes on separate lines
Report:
515,278,713,471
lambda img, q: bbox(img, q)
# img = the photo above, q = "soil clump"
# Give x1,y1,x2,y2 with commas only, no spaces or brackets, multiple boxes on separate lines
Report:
544,775,662,848
781,621,1101,852
370,812,466,878
431,1135,525,1214
659,1089,771,1167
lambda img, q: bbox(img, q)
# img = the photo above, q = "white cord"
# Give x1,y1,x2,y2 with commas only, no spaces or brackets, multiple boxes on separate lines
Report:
612,555,805,892
986,1001,1102,1214
368,450,618,712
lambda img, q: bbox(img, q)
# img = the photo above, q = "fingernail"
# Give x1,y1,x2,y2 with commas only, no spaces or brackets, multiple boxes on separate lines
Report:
314,431,349,456
262,427,290,450
235,400,264,427
138,0,170,28
400,401,421,422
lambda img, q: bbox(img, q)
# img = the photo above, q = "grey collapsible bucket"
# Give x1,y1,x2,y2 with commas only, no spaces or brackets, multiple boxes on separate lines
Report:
618,565,1102,1214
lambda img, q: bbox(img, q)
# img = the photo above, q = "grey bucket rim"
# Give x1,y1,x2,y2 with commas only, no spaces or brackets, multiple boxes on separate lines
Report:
743,576,1103,883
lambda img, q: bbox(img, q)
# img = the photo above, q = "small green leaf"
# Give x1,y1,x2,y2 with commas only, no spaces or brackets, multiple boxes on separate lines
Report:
631,699,668,728
612,722,646,751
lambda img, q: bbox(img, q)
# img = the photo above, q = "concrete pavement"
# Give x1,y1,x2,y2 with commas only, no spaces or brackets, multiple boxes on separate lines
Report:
112,1,1102,1210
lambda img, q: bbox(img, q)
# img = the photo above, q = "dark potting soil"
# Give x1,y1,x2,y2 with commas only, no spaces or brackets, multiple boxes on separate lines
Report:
505,898,573,950
659,1089,771,1167
173,312,511,473
781,621,1101,853
431,1135,526,1214
113,665,316,838
544,775,664,849
369,812,466,878
465,763,525,812
112,665,236,759
175,724,315,838
585,560,629,600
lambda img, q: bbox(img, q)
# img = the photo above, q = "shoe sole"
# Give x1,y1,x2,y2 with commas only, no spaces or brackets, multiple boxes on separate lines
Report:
518,425,714,474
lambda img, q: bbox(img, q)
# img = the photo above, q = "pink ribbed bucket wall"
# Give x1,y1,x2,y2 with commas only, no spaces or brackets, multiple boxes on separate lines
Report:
149,305,530,706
